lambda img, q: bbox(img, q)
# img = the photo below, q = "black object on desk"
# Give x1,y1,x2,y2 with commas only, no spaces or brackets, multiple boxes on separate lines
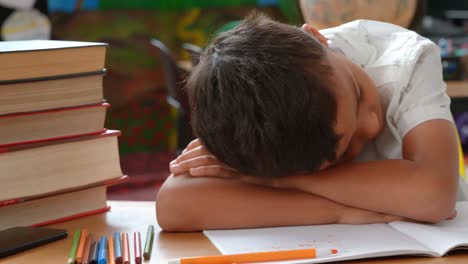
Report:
0,226,67,258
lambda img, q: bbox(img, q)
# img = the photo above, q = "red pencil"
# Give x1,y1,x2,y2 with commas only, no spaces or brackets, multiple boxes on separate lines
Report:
121,232,130,264
134,232,142,264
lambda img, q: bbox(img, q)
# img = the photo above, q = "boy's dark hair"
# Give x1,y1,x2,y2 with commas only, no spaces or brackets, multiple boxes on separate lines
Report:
186,13,339,178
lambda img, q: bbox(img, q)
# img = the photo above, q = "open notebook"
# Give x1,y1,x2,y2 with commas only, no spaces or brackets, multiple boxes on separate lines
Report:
204,201,468,263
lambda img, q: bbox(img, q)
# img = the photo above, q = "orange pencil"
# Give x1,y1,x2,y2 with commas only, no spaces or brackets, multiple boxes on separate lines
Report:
82,235,94,264
108,236,115,264
167,248,338,264
75,229,88,264
134,232,142,264
121,232,130,264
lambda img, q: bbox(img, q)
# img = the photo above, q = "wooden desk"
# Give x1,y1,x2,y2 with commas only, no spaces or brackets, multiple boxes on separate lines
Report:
2,201,468,264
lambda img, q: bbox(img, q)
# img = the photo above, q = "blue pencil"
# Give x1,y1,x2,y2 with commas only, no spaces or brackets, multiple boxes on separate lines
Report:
98,236,108,264
114,232,123,264
89,240,100,264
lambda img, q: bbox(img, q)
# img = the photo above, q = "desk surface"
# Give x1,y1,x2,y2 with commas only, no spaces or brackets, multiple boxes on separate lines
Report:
2,201,468,264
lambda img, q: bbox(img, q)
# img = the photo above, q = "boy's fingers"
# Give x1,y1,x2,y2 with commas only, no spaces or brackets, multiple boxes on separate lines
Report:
170,155,220,174
189,165,237,178
182,138,203,154
171,140,203,166
172,145,212,165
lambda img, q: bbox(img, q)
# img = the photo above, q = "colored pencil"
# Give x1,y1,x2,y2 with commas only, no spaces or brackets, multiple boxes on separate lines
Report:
82,235,94,264
68,229,81,264
121,232,130,264
108,236,115,264
143,225,154,260
113,232,122,264
98,236,108,264
134,232,142,264
167,248,338,264
75,229,88,264
89,240,100,264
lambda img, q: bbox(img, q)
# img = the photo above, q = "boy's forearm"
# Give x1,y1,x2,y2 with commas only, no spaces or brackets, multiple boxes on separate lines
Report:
279,159,458,222
157,174,341,231
156,174,399,232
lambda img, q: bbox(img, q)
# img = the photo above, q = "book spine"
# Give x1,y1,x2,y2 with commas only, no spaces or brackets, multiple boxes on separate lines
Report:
0,198,20,207
0,68,107,84
0,129,121,153
0,129,107,149
0,175,128,207
0,102,110,119
31,206,111,227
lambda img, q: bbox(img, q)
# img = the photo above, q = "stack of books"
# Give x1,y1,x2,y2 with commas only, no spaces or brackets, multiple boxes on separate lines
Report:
0,40,127,230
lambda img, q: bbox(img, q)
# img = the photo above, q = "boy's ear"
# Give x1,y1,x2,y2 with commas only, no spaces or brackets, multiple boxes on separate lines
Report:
301,24,329,47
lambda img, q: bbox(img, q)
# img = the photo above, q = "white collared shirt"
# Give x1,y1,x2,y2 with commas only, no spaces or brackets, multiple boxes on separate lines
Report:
321,20,453,161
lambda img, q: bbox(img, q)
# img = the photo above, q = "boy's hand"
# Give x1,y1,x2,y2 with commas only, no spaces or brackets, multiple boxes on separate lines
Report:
170,139,278,187
170,139,239,178
170,139,284,188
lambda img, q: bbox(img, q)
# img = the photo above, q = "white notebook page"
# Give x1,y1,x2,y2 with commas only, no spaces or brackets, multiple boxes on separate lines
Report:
390,201,468,256
204,223,428,264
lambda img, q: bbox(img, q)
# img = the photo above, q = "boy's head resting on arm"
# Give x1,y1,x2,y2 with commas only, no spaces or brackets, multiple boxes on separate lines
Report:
186,13,384,178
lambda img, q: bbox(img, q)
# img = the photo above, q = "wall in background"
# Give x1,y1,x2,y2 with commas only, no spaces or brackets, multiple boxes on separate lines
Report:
47,1,296,156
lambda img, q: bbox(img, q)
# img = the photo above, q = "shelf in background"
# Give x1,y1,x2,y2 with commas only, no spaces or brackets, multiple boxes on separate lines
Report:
447,81,468,98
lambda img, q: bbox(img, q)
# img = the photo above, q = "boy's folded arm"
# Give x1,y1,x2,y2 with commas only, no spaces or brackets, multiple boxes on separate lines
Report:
278,119,459,223
156,174,403,232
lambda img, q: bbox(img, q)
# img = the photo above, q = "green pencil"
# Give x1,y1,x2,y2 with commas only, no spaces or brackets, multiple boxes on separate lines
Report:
68,229,81,264
143,225,154,260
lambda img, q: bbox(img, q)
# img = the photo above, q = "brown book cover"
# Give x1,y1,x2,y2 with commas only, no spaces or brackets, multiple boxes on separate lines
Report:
0,102,109,146
0,40,107,82
0,130,125,201
0,129,120,153
0,70,105,115
0,175,128,207
0,184,125,230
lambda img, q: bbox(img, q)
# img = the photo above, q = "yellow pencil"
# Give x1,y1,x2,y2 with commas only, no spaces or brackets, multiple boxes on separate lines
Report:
168,248,338,264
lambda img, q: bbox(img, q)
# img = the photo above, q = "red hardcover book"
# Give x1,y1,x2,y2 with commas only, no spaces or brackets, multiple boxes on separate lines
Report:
0,130,125,202
0,175,128,208
0,102,109,146
0,176,128,230
33,207,111,227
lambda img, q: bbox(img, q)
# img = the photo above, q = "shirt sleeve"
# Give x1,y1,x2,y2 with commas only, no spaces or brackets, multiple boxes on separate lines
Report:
393,42,453,138
320,20,409,68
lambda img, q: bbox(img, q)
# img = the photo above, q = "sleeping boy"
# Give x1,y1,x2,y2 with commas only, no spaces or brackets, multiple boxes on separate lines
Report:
158,13,459,231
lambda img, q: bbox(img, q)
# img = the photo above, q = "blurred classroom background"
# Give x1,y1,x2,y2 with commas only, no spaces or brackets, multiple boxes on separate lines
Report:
3,0,466,201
